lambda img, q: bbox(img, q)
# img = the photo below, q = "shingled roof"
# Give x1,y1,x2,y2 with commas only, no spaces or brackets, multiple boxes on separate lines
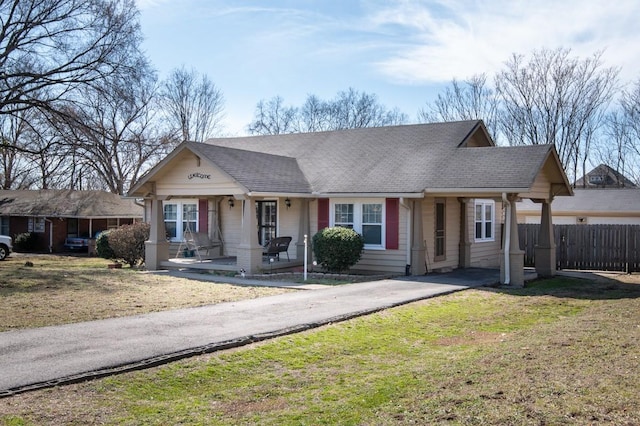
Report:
129,120,571,197
200,120,564,195
0,190,143,218
186,143,312,193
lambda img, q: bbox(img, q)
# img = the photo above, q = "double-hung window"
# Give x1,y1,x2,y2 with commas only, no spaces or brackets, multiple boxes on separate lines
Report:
164,200,198,241
332,200,384,248
28,217,45,233
474,200,494,242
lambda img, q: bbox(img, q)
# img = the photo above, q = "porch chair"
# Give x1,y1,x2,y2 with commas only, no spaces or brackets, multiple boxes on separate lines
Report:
262,236,292,261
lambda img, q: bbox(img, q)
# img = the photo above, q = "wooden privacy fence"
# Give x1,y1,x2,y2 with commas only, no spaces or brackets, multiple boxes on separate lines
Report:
519,224,640,273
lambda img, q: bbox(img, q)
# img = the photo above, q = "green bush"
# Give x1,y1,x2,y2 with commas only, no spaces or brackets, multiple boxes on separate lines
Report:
95,230,116,260
106,222,150,267
312,226,364,273
13,232,39,252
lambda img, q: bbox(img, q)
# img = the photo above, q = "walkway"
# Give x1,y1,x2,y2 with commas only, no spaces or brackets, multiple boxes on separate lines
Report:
0,269,500,397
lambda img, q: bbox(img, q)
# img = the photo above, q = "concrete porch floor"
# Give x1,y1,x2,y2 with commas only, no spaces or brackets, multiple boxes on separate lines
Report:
160,256,303,273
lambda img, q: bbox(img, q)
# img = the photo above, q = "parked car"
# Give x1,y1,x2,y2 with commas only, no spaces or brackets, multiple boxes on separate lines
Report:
64,236,90,252
0,234,12,260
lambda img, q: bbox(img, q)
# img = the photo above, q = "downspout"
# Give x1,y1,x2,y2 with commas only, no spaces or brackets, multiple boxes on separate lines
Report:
502,193,510,285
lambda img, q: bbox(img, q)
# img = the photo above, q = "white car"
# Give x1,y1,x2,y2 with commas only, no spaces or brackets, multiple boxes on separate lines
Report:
0,234,12,260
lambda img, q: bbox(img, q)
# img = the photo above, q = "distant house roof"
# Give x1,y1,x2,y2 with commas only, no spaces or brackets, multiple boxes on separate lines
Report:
518,188,640,215
130,120,572,197
574,164,637,188
0,190,143,218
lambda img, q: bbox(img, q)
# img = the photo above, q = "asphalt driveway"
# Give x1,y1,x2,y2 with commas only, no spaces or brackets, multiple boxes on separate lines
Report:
0,268,500,397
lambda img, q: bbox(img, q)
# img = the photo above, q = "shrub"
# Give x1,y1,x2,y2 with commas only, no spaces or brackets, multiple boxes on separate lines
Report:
312,226,364,273
106,222,150,267
13,232,39,252
95,230,116,260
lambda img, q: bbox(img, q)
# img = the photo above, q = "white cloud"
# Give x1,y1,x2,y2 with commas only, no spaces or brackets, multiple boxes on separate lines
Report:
369,0,640,84
135,0,172,11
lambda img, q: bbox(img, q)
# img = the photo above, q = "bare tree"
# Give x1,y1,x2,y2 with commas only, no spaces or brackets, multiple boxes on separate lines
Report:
495,48,619,181
299,94,331,133
160,66,225,142
0,112,36,189
60,58,168,194
248,89,408,135
20,110,77,189
591,110,636,186
0,0,143,118
621,79,640,155
329,88,408,130
248,96,298,135
419,74,500,140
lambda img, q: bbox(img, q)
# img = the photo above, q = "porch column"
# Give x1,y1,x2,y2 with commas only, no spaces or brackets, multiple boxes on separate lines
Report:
458,198,471,268
145,197,169,270
410,199,427,275
535,200,556,277
500,194,525,287
236,197,262,274
296,199,311,264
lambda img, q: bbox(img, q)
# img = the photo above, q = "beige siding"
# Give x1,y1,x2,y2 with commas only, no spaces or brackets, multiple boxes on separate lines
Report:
520,166,553,200
154,151,242,197
220,200,242,256
469,198,503,268
274,198,299,260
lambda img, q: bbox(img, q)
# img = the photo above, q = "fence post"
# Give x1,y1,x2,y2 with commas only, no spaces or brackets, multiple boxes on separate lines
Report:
626,225,630,274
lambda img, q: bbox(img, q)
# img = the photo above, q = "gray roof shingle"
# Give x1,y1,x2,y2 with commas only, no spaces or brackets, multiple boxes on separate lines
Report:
186,143,311,193
0,190,143,218
198,121,557,194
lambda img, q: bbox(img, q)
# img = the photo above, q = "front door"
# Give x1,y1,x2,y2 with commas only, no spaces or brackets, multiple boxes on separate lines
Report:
256,201,277,245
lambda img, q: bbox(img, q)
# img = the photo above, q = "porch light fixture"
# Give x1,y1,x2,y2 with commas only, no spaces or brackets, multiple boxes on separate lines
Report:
285,198,291,209
228,197,234,209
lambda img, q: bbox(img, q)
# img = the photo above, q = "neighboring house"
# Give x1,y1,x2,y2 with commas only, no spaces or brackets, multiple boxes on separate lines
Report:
0,190,143,253
574,164,637,188
518,188,640,225
128,120,573,286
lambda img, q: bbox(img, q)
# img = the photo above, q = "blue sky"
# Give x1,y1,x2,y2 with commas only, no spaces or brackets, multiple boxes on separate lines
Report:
136,0,640,136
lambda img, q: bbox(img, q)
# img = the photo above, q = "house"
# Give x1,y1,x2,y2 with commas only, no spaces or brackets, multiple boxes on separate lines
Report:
0,189,143,253
574,164,637,188
128,120,573,286
517,188,640,225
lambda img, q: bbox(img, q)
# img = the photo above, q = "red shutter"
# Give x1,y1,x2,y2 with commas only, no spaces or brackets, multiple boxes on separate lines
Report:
385,198,399,249
318,199,330,230
198,199,208,234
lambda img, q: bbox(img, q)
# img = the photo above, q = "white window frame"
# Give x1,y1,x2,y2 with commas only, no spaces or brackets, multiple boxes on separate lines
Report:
164,200,198,242
474,199,495,242
330,199,385,250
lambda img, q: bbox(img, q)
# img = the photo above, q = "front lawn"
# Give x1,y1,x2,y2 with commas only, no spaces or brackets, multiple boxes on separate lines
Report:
1,275,638,425
0,254,293,331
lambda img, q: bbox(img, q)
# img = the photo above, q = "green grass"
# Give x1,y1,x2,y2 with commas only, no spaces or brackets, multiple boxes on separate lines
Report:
1,276,639,425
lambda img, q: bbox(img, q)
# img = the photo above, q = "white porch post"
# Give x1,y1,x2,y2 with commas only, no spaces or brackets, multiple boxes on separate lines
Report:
145,197,169,270
410,199,427,275
500,194,524,287
535,200,556,277
236,197,262,274
296,199,311,264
